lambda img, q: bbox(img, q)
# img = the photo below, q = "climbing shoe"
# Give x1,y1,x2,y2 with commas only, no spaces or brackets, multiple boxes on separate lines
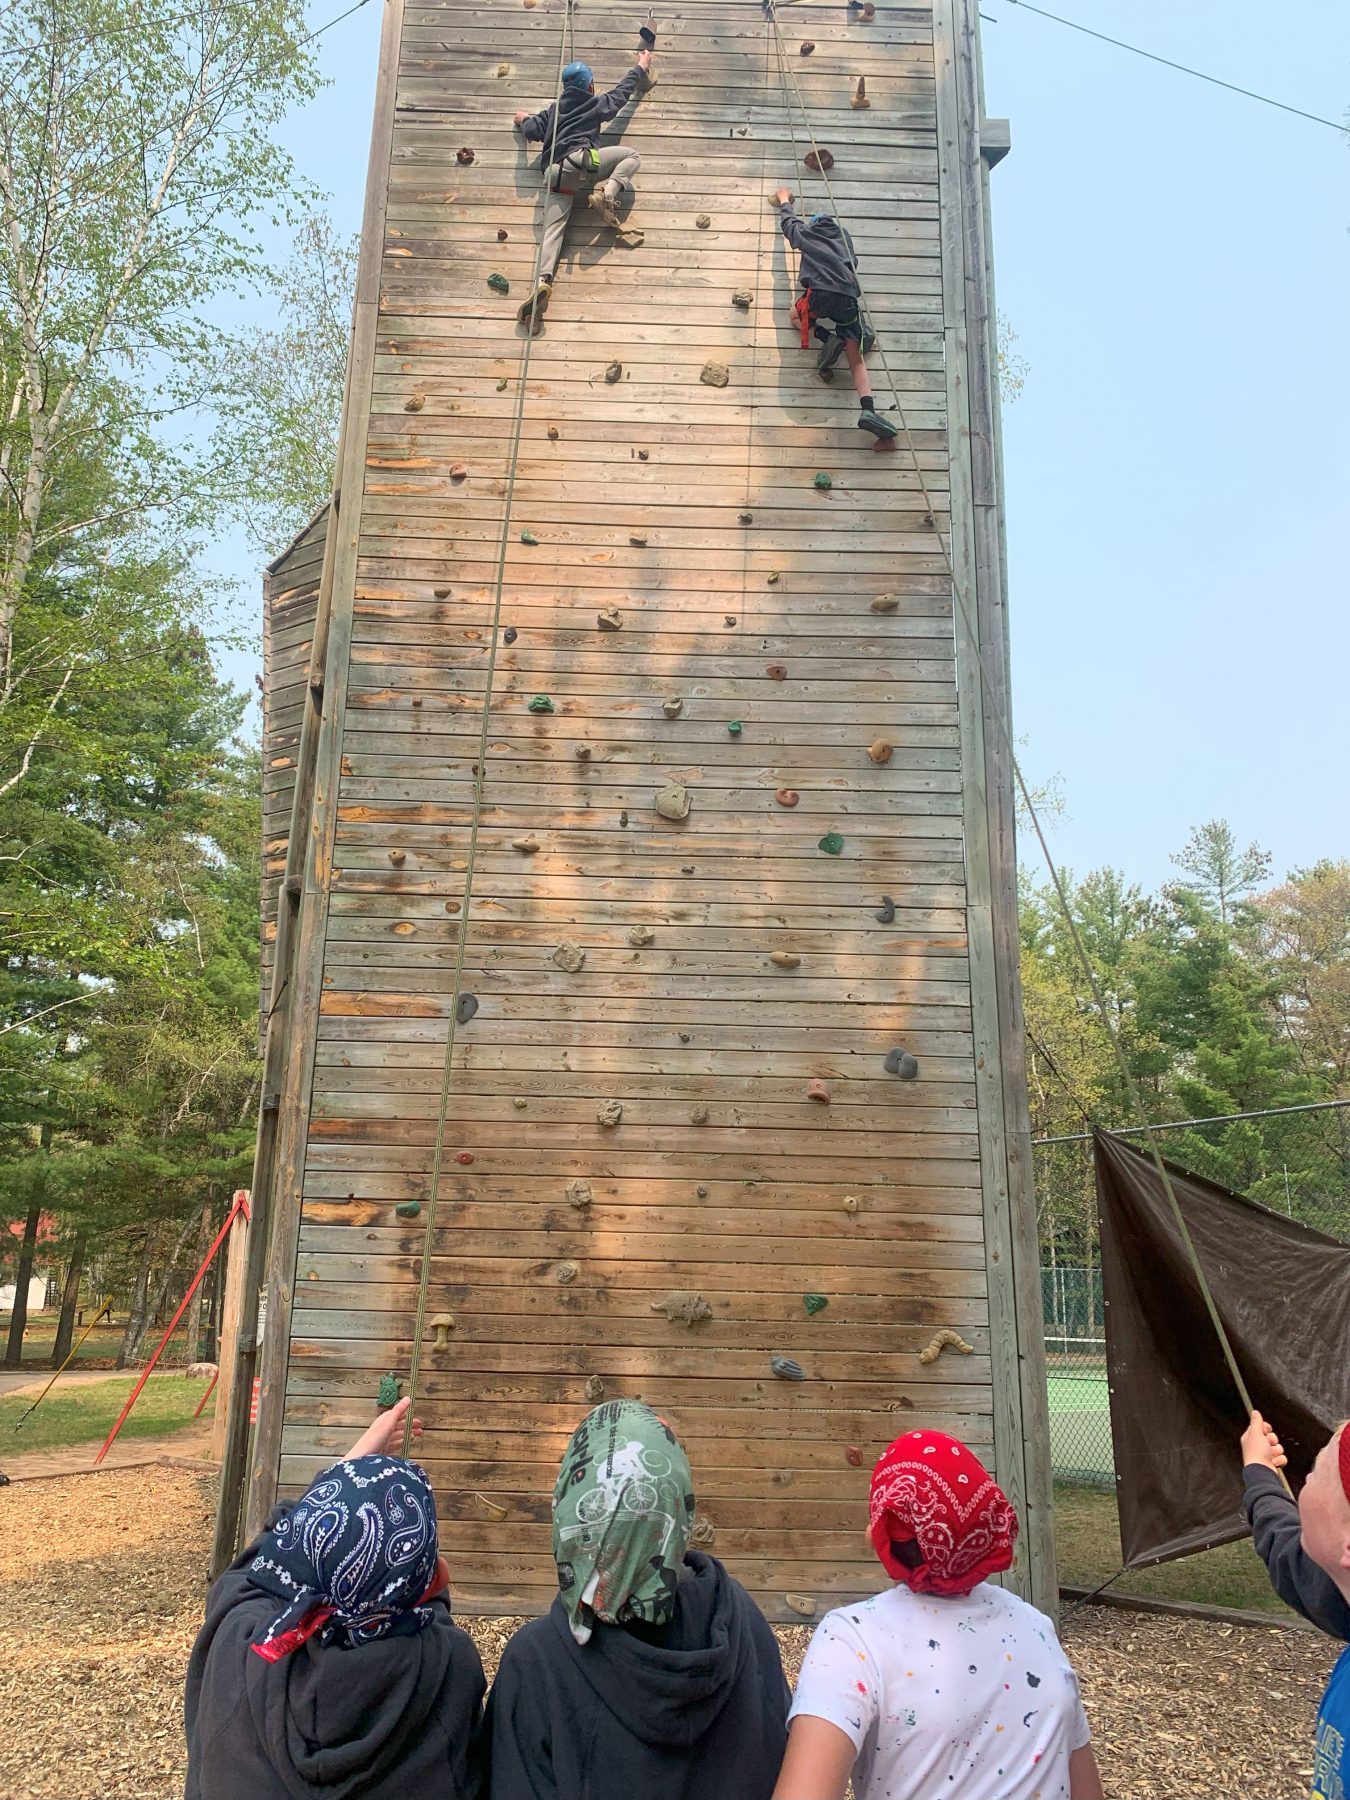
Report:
816,331,846,378
588,185,622,229
517,279,551,326
857,409,900,441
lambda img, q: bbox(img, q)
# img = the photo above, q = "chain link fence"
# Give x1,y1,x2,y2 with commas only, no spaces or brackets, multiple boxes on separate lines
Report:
1036,1099,1350,1488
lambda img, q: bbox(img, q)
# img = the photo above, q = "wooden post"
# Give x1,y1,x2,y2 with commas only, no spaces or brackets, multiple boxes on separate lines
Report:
211,1196,251,1465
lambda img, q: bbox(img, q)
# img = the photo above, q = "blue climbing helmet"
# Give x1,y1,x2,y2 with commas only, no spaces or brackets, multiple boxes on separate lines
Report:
562,61,594,90
810,212,833,227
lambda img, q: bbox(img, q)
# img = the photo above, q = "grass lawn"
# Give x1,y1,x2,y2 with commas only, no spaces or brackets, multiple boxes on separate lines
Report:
1,1373,208,1454
1054,1481,1296,1617
0,1318,189,1369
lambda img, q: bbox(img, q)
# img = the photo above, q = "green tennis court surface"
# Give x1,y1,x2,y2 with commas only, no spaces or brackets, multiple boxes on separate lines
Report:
1047,1369,1114,1485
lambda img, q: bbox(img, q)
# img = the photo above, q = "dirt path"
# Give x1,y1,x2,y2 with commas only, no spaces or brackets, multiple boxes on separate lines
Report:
0,1466,1336,1800
0,1425,215,1483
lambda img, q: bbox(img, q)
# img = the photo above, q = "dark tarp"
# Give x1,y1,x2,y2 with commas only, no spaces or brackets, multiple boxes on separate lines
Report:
1093,1129,1350,1570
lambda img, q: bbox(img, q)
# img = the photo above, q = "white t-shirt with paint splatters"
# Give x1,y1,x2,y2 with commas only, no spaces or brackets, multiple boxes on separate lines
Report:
788,1581,1091,1800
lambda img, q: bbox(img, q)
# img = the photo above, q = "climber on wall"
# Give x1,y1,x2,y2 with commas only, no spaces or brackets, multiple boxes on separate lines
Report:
775,188,899,443
512,51,655,328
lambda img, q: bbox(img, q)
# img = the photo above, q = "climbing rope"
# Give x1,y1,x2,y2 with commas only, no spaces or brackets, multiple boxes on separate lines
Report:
401,0,578,1453
762,1,1278,1479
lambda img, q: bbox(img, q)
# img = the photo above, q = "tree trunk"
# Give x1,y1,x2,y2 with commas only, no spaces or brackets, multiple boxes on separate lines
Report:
3,1202,43,1369
131,1209,200,1362
117,1233,155,1369
50,1232,87,1367
182,1197,213,1363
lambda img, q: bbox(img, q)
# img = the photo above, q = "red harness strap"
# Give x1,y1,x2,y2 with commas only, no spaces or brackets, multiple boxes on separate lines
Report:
792,286,814,349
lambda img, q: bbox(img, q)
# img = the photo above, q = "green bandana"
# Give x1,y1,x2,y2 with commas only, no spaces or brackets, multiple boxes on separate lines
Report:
552,1401,696,1644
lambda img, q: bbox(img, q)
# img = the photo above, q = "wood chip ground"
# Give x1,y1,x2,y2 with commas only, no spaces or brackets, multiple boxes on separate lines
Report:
0,1469,1334,1799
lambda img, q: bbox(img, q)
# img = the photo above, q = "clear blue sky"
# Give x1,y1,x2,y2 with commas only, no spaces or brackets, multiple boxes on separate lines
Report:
217,0,1349,896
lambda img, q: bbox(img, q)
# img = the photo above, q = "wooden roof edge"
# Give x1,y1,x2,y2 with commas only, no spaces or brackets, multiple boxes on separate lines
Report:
265,500,332,577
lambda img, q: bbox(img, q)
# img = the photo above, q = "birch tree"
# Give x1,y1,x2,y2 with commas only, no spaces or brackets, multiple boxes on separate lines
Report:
0,0,319,792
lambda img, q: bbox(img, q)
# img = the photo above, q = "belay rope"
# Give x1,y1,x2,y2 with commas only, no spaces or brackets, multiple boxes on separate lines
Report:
401,0,577,1454
762,0,1277,1477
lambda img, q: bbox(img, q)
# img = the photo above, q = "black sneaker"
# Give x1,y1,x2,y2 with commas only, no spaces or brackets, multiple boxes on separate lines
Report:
816,332,846,376
857,410,899,441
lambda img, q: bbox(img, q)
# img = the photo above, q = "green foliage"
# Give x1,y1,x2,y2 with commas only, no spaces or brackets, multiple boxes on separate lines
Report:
1,1372,204,1452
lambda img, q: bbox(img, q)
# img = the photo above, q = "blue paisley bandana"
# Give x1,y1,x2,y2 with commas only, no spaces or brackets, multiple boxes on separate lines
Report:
248,1454,439,1661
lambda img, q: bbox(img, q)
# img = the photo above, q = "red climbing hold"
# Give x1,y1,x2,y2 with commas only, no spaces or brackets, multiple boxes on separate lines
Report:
845,1445,864,1467
775,789,800,808
455,1151,475,1165
807,1079,830,1104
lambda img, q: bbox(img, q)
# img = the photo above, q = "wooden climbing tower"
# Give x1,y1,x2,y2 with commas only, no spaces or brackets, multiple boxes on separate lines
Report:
234,0,1055,1617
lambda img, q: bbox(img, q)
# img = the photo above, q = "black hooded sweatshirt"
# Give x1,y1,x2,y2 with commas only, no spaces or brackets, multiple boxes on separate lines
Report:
1244,1465,1350,1640
519,67,644,168
779,203,860,297
184,1517,486,1800
483,1551,789,1800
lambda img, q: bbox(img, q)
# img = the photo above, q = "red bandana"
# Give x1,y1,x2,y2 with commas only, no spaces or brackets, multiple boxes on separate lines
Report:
868,1431,1019,1597
1339,1425,1350,1505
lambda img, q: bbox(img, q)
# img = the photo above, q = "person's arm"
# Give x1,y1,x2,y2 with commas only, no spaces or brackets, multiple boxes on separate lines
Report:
776,190,804,248
514,101,553,143
772,1715,855,1800
594,56,648,120
1241,1411,1350,1638
1069,1743,1106,1800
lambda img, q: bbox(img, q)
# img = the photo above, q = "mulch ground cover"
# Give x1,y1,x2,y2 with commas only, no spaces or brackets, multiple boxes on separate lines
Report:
0,1467,1335,1800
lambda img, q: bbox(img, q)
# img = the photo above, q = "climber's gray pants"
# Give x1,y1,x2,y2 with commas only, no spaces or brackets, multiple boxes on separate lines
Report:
540,145,641,277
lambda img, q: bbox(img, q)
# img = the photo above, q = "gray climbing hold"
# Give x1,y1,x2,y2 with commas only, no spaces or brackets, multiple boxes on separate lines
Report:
628,924,655,947
771,1356,805,1382
603,360,623,384
650,1290,712,1325
884,1048,920,1080
700,361,730,388
575,743,592,759
732,289,753,310
628,532,648,547
637,448,649,460
584,1374,605,1402
456,993,479,1024
619,810,629,826
404,392,425,412
512,1096,528,1110
875,895,896,924
555,1261,579,1284
662,696,684,719
724,615,737,628
566,1179,593,1209
689,1516,716,1546
739,511,754,524
655,782,691,821
597,607,624,630
688,1104,709,1125
503,626,517,644
696,1185,708,1198
596,1099,623,1128
552,941,586,973
695,213,711,229
851,74,870,109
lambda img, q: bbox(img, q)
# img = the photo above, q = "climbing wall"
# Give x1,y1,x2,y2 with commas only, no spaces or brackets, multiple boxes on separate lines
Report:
252,0,1053,1618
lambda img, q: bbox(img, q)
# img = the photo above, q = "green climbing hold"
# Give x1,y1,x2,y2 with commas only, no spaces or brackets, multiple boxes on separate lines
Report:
520,529,539,545
377,1372,400,1407
727,720,743,736
804,1293,829,1315
818,832,844,856
813,472,833,491
395,1201,422,1219
487,272,510,294
528,694,555,713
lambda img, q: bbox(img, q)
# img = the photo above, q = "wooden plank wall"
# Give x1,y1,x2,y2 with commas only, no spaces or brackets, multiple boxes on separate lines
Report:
257,0,1046,1618
262,507,329,1028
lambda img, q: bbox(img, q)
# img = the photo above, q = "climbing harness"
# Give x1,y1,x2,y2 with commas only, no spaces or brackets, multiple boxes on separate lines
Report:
400,0,578,1455
763,2,1281,1476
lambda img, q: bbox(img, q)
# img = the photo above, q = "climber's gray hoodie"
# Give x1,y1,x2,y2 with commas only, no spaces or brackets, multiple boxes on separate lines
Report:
779,202,860,296
184,1513,485,1800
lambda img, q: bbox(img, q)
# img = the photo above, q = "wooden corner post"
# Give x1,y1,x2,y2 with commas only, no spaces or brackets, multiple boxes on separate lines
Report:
933,0,1057,1612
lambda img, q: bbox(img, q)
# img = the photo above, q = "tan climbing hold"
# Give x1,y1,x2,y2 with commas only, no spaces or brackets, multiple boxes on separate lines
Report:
871,593,900,613
434,586,451,598
429,1313,455,1347
497,61,509,75
628,532,649,547
842,1194,862,1215
566,1179,593,1210
450,463,467,481
661,697,684,720
547,424,561,439
700,361,730,388
851,75,870,108
785,1594,817,1618
617,228,645,248
688,1103,709,1125
655,781,691,821
628,924,655,947
775,789,800,808
689,1516,716,1547
596,1099,623,1128
474,1492,509,1519
695,213,711,229
868,739,894,765
597,607,624,631
650,1290,712,1325
770,951,802,969
807,1079,830,1104
512,1096,528,1110
766,571,781,585
552,940,586,973
732,288,754,309
404,392,425,412
555,1260,579,1283
919,1328,975,1366
584,1375,605,1402
603,360,623,384
575,743,593,760
388,848,406,866
512,833,541,854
